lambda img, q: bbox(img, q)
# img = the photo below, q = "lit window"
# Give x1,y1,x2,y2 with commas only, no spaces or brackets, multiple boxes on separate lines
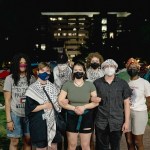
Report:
78,18,85,20
102,33,107,39
68,33,72,36
41,44,46,50
70,54,75,57
101,18,107,24
58,28,61,31
109,32,114,38
58,33,60,36
58,17,63,20
54,33,57,36
68,23,76,26
79,23,84,25
78,33,85,36
117,30,122,33
49,18,57,21
35,44,39,48
101,25,107,32
80,28,84,30
68,18,76,21
63,33,67,36
73,28,76,31
102,41,105,45
72,33,77,36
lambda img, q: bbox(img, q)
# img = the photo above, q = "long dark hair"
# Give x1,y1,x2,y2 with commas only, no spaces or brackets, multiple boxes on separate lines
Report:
11,53,32,86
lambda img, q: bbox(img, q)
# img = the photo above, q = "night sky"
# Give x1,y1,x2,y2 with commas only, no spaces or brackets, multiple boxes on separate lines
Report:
0,0,149,65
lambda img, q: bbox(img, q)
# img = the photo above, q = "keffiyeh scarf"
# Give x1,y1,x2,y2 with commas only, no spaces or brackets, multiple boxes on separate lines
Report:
86,68,104,82
54,66,72,89
25,80,60,146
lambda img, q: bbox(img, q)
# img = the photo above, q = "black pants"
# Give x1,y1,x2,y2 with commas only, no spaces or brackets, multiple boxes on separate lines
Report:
95,124,122,150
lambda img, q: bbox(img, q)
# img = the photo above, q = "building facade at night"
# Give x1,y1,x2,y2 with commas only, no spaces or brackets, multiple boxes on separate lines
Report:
39,12,131,60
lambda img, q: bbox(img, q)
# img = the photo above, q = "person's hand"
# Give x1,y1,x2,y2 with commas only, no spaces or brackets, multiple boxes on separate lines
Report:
74,106,85,115
122,122,129,133
91,96,101,103
7,121,15,131
43,102,52,110
61,99,69,105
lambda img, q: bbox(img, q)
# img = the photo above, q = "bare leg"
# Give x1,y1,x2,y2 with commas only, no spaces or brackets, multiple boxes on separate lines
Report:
79,129,92,150
125,132,136,150
67,132,78,150
22,135,32,150
36,148,47,150
9,138,19,150
134,134,144,150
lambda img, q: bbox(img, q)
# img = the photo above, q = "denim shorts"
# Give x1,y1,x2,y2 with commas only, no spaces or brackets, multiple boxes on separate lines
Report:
7,111,30,138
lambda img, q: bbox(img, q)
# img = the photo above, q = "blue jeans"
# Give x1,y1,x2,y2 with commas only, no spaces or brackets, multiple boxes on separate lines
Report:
95,124,122,150
7,111,30,138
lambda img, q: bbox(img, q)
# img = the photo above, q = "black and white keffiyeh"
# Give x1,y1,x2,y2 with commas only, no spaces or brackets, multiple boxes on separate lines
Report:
86,68,104,82
53,66,72,89
25,80,60,146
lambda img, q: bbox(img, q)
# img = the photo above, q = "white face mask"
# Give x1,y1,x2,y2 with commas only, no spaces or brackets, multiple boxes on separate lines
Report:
104,67,116,76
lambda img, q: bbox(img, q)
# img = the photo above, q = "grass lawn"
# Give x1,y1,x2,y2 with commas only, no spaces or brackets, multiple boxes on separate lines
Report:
0,92,23,149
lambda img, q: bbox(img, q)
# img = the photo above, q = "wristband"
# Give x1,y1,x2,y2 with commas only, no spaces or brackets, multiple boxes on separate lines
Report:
6,120,12,123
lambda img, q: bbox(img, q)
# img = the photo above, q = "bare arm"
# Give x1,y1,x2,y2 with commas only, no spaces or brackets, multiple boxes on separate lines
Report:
4,91,12,122
83,91,99,110
4,91,15,131
58,90,75,111
122,97,130,133
32,102,52,112
146,96,150,112
75,91,99,115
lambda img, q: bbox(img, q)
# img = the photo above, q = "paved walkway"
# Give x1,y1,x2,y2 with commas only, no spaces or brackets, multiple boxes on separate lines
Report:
120,125,150,150
75,125,150,150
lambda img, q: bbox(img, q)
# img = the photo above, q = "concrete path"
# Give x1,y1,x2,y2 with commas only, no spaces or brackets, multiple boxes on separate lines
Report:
120,125,150,150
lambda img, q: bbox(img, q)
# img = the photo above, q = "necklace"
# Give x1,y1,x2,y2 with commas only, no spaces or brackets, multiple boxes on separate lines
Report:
74,80,84,87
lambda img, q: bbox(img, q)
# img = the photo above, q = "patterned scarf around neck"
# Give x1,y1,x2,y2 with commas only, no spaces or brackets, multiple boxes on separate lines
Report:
25,80,60,146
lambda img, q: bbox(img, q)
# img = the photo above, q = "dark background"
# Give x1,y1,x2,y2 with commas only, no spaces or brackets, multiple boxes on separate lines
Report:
0,0,149,66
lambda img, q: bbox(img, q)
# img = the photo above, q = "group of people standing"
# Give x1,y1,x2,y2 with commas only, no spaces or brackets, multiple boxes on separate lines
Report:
3,52,150,150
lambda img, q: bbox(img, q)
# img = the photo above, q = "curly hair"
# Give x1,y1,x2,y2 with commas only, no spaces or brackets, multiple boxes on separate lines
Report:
11,53,32,86
86,52,104,68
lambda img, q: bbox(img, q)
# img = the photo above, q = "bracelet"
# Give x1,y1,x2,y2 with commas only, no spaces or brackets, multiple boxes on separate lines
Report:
6,120,12,123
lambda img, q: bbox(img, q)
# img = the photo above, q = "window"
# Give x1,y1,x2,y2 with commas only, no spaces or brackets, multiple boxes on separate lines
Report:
101,25,107,32
101,18,107,24
109,32,114,38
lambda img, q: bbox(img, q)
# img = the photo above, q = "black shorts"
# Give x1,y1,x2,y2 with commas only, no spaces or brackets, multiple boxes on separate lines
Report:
66,109,94,133
33,131,62,148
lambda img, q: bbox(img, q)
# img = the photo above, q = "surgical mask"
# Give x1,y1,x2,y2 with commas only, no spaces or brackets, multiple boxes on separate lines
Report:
90,62,100,69
38,72,50,81
127,69,139,77
104,67,116,76
58,64,68,71
73,72,84,79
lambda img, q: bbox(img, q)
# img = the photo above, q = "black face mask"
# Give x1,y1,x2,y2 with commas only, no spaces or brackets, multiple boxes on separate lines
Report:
127,69,139,77
90,62,100,69
73,72,84,79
